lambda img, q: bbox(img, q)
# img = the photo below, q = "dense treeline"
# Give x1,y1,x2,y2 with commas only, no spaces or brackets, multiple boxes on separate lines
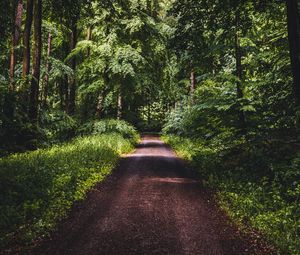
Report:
1,0,300,254
163,1,300,254
0,0,176,154
1,1,300,147
3,0,300,150
166,0,300,135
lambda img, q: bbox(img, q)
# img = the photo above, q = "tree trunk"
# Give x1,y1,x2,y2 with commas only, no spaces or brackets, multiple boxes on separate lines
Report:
63,75,69,112
96,68,110,118
22,0,33,78
96,93,104,119
58,76,68,111
147,100,151,126
86,26,92,57
43,32,52,107
190,68,196,101
286,0,300,105
9,0,23,91
29,0,42,123
117,87,122,120
4,0,23,122
235,11,246,132
67,23,77,115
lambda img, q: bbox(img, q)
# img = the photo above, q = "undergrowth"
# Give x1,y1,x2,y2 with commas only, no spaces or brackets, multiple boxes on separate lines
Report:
162,134,300,255
0,130,139,252
78,119,139,143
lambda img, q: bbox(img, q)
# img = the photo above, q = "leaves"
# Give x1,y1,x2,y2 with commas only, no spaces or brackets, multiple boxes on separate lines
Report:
0,123,138,249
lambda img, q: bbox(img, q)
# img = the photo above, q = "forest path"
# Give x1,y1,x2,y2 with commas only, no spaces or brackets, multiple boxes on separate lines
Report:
32,135,271,255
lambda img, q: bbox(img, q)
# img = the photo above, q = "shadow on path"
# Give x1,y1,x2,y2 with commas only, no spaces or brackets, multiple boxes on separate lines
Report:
31,136,272,255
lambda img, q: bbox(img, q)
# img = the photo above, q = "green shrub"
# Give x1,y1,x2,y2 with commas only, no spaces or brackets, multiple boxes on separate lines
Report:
1,110,78,154
163,134,300,255
39,110,78,143
0,133,135,250
78,119,139,143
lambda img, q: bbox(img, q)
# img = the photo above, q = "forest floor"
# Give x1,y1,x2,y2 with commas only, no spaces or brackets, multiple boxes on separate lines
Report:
30,135,274,255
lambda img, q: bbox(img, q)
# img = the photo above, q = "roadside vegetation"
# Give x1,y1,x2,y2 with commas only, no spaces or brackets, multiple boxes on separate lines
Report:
1,0,300,254
0,120,139,251
160,2,300,253
163,118,300,254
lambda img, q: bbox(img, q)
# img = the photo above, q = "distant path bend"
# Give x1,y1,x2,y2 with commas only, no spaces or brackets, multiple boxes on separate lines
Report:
32,135,272,255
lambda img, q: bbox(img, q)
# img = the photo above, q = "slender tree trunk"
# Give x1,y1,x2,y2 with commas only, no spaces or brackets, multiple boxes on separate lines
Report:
43,32,52,106
235,11,246,132
67,23,77,115
58,76,68,111
147,100,151,126
4,0,23,123
86,26,92,57
22,0,33,78
96,68,110,118
190,68,196,102
58,81,64,110
286,0,300,105
96,94,104,119
117,86,122,120
63,75,69,112
29,0,42,123
9,0,23,91
96,90,109,119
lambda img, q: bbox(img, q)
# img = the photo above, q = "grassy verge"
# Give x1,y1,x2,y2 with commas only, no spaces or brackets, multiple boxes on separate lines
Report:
0,133,138,252
162,134,300,255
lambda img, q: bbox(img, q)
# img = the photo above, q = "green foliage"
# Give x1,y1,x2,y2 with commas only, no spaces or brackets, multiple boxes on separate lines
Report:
39,110,78,143
168,0,295,134
72,0,179,125
163,134,300,255
1,0,300,253
78,119,140,144
48,57,74,83
0,133,136,250
163,76,243,137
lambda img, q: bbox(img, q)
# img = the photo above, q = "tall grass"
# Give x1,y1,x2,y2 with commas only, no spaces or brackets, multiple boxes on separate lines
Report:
0,133,137,250
163,135,300,255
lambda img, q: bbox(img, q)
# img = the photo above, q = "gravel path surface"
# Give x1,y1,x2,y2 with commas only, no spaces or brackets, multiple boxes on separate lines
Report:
31,135,273,255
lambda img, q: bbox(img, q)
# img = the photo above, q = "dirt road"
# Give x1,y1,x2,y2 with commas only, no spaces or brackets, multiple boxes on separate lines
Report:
32,135,272,255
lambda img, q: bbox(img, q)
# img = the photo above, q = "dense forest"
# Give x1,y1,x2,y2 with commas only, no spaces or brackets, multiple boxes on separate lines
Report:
1,0,300,254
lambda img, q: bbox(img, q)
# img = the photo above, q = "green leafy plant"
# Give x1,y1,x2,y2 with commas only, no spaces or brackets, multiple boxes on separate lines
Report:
162,134,300,255
78,119,140,143
0,133,136,250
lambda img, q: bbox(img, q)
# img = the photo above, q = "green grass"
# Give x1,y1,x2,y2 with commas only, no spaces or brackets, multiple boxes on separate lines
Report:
162,134,300,255
0,133,138,251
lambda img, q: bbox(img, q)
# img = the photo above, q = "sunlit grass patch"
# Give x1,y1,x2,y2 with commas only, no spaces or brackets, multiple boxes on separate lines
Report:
0,133,137,250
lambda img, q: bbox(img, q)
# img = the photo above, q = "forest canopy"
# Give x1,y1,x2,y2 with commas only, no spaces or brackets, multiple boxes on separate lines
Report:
1,0,300,254
1,0,300,149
